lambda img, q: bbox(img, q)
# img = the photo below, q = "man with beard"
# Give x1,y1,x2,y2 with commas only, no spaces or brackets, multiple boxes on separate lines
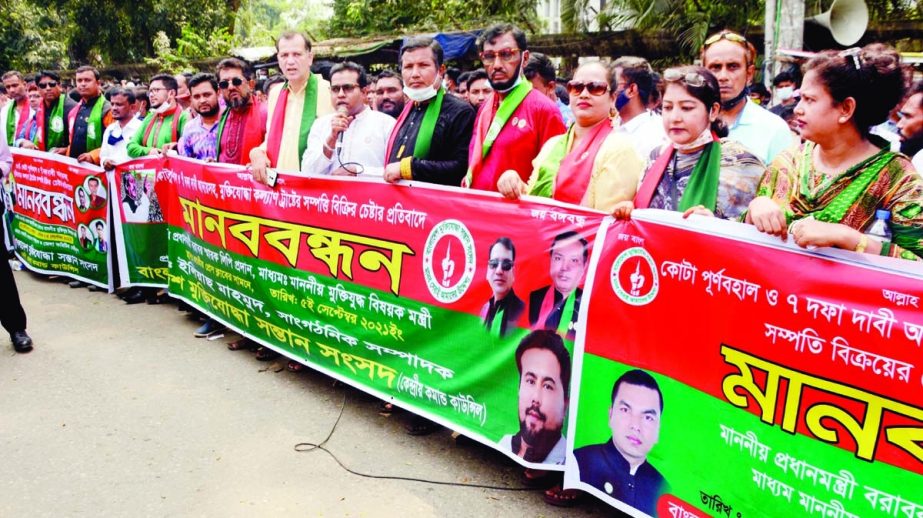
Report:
127,73,189,158
466,24,565,192
100,88,142,169
68,66,114,165
701,30,790,164
381,36,475,185
500,330,570,464
249,31,333,184
574,369,668,515
302,61,395,177
177,73,223,161
213,58,267,166
1,71,33,149
897,81,923,171
374,69,405,119
480,237,524,337
528,231,587,341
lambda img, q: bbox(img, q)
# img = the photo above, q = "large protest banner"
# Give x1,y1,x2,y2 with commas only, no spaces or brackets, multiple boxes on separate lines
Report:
565,211,923,517
158,155,604,469
112,158,169,287
8,149,110,287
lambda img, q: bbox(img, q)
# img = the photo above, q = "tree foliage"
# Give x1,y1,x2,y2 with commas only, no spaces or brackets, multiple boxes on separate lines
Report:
326,0,541,38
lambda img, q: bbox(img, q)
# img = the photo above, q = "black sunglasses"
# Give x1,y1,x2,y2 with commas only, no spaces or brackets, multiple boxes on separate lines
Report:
218,77,245,89
488,258,514,271
38,81,58,89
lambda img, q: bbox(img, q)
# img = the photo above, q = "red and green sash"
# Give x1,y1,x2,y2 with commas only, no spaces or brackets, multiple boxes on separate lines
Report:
466,80,532,189
384,88,446,161
140,104,184,148
529,120,613,204
634,133,722,211
67,95,106,151
33,95,67,150
266,75,318,167
215,100,265,165
5,100,28,145
537,288,578,336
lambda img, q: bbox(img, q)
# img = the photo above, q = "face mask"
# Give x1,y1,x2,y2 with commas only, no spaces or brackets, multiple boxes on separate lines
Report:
775,86,794,103
615,90,630,112
404,77,440,103
721,85,749,111
152,101,172,115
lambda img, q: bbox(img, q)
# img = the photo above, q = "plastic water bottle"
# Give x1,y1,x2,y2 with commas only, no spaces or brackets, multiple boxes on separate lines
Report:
866,209,892,240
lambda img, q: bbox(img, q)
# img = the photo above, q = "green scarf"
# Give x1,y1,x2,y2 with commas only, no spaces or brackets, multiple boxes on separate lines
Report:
44,95,67,149
5,102,19,144
297,74,318,161
801,143,894,224
481,79,531,159
84,95,106,151
413,88,444,159
529,131,571,198
678,141,722,212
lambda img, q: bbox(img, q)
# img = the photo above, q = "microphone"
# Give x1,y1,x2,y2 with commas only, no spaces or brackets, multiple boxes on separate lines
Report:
335,106,348,151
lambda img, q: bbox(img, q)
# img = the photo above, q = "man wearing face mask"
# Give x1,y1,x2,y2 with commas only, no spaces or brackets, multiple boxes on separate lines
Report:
701,30,790,164
769,71,799,116
382,36,475,185
610,56,666,161
466,24,565,192
302,61,395,176
127,73,189,157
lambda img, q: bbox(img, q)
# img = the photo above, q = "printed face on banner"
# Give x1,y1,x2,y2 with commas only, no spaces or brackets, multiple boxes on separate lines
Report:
75,186,89,212
550,236,587,296
609,381,662,466
120,170,158,224
486,241,515,300
519,348,567,442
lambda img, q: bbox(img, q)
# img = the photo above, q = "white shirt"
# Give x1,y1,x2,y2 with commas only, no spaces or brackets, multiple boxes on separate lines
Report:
614,110,666,163
100,118,142,165
912,149,923,173
301,107,396,177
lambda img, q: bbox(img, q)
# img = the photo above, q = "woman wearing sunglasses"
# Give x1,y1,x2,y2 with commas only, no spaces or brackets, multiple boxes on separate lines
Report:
613,66,765,220
497,61,644,211
747,44,923,260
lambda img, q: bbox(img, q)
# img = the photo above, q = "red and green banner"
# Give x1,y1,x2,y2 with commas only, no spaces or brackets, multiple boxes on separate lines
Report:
8,149,110,287
112,158,169,287
158,155,605,469
565,210,923,517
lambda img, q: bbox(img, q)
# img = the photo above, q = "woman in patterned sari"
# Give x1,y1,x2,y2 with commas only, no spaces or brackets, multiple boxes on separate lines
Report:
612,66,766,220
747,44,923,260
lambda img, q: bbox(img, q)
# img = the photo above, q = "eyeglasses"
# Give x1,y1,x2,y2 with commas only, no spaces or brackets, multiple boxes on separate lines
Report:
703,31,748,49
218,77,245,89
479,48,520,64
330,83,360,94
487,258,514,271
148,87,166,93
663,68,707,88
566,80,610,96
37,81,58,89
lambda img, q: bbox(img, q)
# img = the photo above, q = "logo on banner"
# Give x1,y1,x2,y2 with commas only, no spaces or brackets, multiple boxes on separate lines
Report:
423,219,476,303
611,246,659,306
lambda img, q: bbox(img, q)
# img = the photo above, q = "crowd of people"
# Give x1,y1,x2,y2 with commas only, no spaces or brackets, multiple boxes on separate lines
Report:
2,22,923,509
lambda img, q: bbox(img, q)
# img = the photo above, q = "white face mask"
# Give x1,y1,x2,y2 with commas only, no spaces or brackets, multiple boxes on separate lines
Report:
152,101,173,114
775,86,794,103
403,77,440,103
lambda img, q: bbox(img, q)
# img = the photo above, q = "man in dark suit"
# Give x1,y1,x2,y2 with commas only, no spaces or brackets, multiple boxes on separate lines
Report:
528,230,587,340
481,237,524,337
574,369,668,515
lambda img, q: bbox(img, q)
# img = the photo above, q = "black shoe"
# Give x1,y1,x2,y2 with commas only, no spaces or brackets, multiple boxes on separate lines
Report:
123,289,147,305
68,280,86,288
11,331,33,353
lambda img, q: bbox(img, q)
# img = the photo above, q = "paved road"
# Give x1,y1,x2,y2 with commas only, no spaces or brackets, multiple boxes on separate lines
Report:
1,271,614,517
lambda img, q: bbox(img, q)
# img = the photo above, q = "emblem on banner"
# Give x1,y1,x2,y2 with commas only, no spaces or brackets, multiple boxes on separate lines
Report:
611,246,659,306
423,219,476,303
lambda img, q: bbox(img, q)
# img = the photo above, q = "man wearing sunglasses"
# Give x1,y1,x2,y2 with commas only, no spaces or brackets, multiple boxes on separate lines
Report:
466,23,565,192
18,70,77,153
480,237,524,338
701,30,791,164
302,61,395,177
99,88,141,170
214,58,267,166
